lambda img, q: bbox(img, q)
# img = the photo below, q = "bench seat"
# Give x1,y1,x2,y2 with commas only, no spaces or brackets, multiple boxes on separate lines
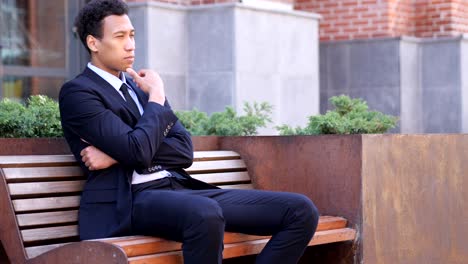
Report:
0,151,356,263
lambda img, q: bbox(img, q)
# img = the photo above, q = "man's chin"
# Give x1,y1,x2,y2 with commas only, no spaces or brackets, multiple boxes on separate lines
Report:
122,63,133,72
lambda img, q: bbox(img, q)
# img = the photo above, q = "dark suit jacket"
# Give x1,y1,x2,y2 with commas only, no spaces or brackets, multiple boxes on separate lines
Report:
59,67,213,240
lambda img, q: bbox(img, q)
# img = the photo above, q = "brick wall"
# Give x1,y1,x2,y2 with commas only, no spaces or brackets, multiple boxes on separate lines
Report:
127,0,468,40
126,0,293,7
295,0,468,41
127,0,237,6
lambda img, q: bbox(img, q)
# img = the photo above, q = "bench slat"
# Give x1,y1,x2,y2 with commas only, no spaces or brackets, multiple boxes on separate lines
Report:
21,225,78,243
193,151,240,161
3,166,84,181
0,155,77,168
12,196,80,213
103,216,346,257
24,227,356,260
316,216,347,231
187,160,246,174
8,181,85,196
218,183,253,189
17,210,78,227
127,228,356,263
25,243,68,259
191,171,250,185
0,151,240,168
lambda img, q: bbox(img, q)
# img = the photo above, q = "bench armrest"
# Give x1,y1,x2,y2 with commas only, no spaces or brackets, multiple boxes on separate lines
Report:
27,241,127,264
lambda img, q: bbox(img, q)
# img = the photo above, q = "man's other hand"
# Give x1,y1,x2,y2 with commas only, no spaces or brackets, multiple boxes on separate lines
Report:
126,68,165,105
80,145,118,171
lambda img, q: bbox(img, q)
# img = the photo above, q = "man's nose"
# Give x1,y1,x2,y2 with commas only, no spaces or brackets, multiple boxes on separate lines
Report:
125,37,135,51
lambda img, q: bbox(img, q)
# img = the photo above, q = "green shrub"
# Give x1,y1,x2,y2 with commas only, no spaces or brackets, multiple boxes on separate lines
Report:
176,102,273,136
0,95,63,138
277,95,398,135
0,98,27,137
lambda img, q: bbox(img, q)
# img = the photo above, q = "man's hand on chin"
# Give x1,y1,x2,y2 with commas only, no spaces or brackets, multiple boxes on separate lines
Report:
126,68,165,105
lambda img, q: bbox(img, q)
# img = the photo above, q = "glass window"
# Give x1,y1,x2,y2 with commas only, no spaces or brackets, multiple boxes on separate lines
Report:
1,0,66,68
0,0,82,102
2,76,65,102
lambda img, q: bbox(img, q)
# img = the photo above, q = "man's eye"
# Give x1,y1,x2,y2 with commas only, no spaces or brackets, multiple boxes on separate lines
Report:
115,35,124,38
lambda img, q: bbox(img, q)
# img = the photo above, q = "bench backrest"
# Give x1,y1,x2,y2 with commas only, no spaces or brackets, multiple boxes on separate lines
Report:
0,151,251,261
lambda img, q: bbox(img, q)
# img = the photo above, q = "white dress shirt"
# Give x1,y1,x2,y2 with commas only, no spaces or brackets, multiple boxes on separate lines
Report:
87,63,171,184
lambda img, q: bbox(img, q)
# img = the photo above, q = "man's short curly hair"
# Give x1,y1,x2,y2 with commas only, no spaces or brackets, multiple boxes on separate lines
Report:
74,0,128,54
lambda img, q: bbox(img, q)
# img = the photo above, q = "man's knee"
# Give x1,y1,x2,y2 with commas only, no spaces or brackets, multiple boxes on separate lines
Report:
289,194,320,234
185,199,225,237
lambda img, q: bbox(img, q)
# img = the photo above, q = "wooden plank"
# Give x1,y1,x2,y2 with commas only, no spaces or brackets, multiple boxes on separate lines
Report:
190,171,250,185
127,228,356,263
193,151,240,161
316,216,347,231
3,166,83,181
129,251,183,264
0,151,240,168
308,228,356,246
104,216,344,257
16,210,78,227
187,160,247,174
0,155,77,168
12,196,80,213
8,181,85,196
21,225,78,243
25,243,68,259
106,232,269,258
218,183,253,190
22,216,353,259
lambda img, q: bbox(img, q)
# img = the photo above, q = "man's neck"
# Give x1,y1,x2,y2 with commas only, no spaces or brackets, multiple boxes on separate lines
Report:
90,59,120,77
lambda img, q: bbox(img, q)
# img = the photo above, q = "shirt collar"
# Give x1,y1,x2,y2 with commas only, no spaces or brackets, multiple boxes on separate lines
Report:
87,62,128,92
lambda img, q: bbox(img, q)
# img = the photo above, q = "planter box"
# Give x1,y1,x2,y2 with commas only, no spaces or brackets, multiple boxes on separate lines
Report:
220,134,468,264
0,136,221,155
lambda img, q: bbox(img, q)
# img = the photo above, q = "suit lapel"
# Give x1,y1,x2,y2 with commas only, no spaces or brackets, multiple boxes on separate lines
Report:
125,74,148,108
82,67,143,121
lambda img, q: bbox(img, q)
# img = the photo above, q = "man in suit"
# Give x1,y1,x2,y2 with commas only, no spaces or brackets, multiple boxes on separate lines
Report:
59,1,319,263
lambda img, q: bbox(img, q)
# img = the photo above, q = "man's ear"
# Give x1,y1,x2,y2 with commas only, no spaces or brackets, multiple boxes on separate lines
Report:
86,35,99,53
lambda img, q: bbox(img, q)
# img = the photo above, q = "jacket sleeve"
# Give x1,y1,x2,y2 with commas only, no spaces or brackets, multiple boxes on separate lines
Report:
146,99,193,169
151,120,194,169
59,82,178,168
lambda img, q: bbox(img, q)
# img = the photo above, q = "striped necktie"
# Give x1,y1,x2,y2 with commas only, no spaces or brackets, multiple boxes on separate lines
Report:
120,83,141,118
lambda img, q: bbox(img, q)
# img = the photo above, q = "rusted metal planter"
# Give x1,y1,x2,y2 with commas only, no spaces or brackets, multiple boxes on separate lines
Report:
0,138,71,155
220,134,468,264
0,136,221,155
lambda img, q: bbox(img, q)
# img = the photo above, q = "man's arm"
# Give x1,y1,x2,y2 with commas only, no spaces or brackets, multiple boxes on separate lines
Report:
60,69,174,168
151,120,193,169
81,119,194,171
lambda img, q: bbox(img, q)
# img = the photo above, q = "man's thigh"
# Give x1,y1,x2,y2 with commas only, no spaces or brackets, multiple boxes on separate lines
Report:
181,188,312,236
132,189,223,241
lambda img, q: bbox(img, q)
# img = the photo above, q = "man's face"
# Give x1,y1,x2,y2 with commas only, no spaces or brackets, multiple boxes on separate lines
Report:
88,15,135,76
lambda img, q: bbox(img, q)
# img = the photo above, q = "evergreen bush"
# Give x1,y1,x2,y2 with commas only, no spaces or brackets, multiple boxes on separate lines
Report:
0,95,63,138
277,95,398,135
175,102,273,136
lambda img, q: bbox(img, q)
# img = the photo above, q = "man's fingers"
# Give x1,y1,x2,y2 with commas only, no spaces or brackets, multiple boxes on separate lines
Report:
137,69,147,77
126,68,139,80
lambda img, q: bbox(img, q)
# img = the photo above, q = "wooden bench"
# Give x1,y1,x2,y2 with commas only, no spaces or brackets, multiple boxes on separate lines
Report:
0,151,356,263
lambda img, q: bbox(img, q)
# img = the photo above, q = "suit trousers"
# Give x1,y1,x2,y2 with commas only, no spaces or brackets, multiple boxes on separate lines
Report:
131,176,319,264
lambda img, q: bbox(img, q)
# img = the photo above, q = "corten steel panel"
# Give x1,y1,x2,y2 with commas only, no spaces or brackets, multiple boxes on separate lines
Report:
0,138,71,155
361,134,468,264
219,136,363,228
0,136,220,155
220,135,362,263
192,136,220,151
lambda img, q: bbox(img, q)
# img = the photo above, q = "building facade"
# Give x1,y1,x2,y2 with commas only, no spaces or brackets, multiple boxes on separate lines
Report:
1,0,467,133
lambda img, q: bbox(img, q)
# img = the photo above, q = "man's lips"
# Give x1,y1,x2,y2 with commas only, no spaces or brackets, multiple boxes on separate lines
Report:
124,56,135,61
